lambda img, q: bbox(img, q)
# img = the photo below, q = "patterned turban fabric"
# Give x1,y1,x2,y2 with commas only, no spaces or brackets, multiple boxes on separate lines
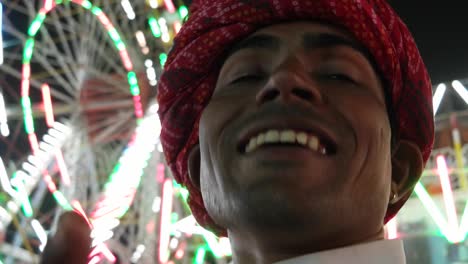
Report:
157,0,434,236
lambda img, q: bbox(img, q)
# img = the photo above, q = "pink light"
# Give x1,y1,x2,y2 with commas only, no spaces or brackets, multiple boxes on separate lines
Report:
71,0,85,5
159,178,173,263
28,134,39,154
100,244,116,263
89,243,116,263
43,0,54,12
72,200,92,228
163,0,176,13
173,21,182,34
436,155,459,230
157,164,165,183
97,13,113,31
41,84,55,127
88,255,102,264
43,173,57,192
21,80,30,97
119,50,133,71
175,242,186,259
54,150,70,185
22,64,31,79
386,217,398,239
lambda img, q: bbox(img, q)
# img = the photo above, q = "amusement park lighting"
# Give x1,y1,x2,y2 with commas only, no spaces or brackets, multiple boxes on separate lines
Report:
159,178,174,263
149,0,159,9
452,80,468,104
159,53,167,67
135,30,147,48
436,156,460,239
0,92,9,137
164,0,176,13
0,158,17,199
0,3,3,65
41,84,55,127
88,256,102,264
195,247,207,264
121,0,136,20
43,0,54,12
414,182,459,243
459,202,468,240
432,83,446,115
158,18,170,43
178,5,189,20
148,17,162,38
145,59,158,86
31,219,48,251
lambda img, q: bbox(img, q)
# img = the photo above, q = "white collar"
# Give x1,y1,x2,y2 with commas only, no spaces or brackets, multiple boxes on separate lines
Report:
274,239,406,264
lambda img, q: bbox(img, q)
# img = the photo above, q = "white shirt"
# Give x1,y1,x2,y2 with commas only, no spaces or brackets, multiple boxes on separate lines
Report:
274,239,406,264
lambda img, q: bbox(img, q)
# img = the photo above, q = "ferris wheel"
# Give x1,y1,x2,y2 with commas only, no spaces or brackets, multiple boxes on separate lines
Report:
0,0,172,262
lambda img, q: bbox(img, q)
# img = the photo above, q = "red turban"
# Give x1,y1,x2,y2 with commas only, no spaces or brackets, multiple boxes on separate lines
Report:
157,0,434,236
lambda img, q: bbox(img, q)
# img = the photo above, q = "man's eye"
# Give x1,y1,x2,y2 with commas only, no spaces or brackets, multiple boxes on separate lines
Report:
323,73,356,84
230,74,263,84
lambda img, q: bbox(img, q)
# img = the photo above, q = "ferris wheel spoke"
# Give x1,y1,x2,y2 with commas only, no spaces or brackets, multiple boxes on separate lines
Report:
0,62,74,104
0,0,28,16
49,5,80,62
91,112,133,144
83,69,130,93
31,51,78,99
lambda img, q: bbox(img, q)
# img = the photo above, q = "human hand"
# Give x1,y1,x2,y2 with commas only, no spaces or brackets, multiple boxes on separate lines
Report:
40,211,92,264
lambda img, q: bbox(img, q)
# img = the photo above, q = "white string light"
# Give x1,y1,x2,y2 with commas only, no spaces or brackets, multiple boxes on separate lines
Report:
432,83,447,116
0,92,9,137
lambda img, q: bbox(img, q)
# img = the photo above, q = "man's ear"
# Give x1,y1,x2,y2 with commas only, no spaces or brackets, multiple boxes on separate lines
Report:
187,144,201,190
390,139,424,204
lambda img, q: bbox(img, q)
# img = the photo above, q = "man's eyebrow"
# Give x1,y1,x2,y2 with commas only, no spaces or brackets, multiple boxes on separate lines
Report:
302,33,371,58
225,32,373,62
226,34,281,57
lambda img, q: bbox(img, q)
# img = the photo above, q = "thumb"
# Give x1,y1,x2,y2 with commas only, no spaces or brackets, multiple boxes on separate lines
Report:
40,211,92,264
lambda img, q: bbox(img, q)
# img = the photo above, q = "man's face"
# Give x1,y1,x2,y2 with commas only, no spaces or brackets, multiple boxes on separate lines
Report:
198,22,393,235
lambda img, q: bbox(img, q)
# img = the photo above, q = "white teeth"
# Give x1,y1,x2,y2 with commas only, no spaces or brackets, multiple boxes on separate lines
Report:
256,133,265,145
246,138,257,153
296,132,308,145
244,129,329,155
264,130,280,143
280,130,296,143
308,136,319,151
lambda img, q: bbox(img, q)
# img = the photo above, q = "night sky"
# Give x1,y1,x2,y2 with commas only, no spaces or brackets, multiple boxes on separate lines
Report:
390,1,468,85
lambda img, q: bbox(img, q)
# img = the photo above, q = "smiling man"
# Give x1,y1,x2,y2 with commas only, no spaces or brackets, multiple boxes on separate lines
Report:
40,1,434,263
157,0,434,263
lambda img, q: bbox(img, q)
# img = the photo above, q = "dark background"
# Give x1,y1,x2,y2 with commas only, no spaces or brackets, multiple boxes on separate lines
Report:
389,1,468,85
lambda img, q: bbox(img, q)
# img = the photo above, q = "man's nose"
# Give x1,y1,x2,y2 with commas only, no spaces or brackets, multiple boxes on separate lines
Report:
255,62,323,106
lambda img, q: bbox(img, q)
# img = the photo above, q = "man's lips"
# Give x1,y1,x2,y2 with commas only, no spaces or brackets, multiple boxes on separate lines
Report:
235,107,338,156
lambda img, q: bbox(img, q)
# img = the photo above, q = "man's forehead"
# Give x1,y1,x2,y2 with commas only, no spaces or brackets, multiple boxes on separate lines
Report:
227,21,370,60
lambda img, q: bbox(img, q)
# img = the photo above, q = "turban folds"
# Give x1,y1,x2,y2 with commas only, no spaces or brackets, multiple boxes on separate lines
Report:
157,0,434,236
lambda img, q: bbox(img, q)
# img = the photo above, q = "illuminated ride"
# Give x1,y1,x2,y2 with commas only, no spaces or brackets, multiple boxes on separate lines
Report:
0,0,200,263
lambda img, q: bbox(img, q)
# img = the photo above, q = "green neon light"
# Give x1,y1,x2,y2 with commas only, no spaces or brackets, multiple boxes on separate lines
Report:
107,28,121,44
414,182,459,243
178,5,189,20
23,39,35,64
81,0,93,9
128,71,138,86
28,13,46,37
21,97,34,134
159,53,167,67
458,201,468,241
194,247,206,264
148,17,162,38
91,6,102,15
52,192,72,210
